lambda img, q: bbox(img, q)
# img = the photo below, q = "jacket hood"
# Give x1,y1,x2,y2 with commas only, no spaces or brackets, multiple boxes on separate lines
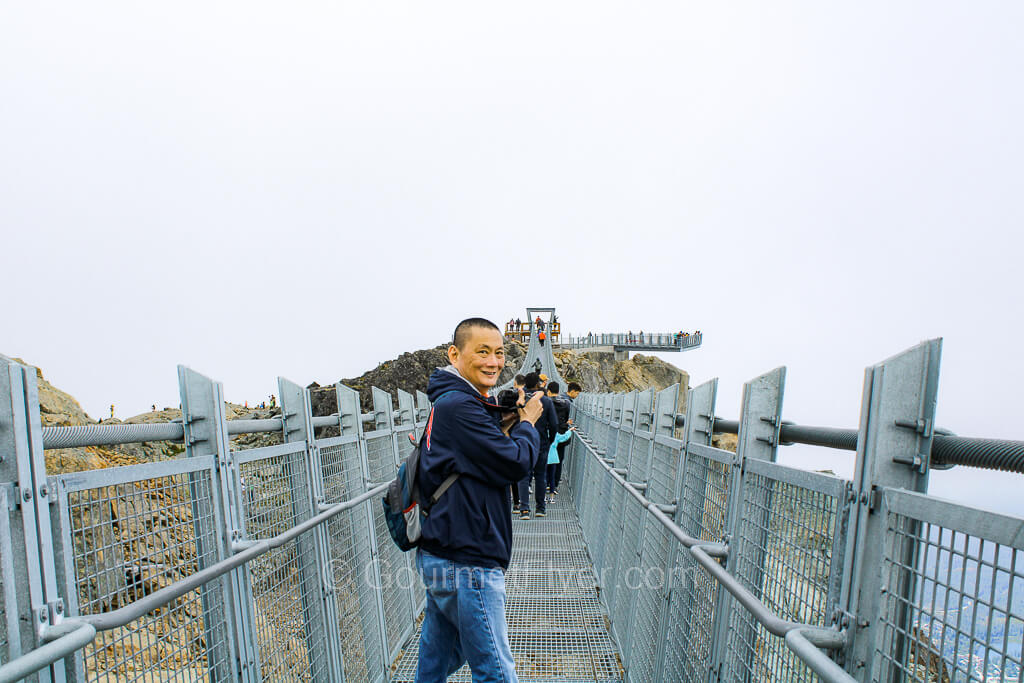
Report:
427,366,489,402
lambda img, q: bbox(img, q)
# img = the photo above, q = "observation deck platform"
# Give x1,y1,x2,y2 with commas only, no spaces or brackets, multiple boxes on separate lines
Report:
560,332,702,354
390,493,622,681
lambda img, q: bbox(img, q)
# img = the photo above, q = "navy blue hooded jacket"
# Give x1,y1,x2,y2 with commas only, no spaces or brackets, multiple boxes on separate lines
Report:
418,366,540,569
534,394,559,452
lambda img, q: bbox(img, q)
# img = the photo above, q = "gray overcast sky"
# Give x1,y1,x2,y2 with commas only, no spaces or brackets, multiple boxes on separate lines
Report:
2,3,1022,514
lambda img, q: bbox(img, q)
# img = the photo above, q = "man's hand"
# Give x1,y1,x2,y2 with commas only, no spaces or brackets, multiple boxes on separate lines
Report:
518,391,543,425
500,411,519,436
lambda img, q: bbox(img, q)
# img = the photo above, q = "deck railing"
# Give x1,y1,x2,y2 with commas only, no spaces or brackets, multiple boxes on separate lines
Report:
562,331,703,350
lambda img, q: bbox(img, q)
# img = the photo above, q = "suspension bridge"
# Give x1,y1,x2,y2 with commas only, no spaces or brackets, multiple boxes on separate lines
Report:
0,310,1022,682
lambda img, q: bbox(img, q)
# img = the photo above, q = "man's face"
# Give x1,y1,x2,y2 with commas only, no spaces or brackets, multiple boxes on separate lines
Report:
448,326,505,395
568,390,580,399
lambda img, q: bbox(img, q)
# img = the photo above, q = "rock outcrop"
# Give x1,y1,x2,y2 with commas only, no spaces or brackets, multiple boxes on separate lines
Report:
309,340,689,416
553,348,688,397
5,358,282,474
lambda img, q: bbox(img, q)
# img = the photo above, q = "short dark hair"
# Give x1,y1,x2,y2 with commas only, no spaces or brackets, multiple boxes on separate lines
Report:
514,374,526,386
567,382,583,393
523,372,542,390
452,318,501,350
546,381,560,394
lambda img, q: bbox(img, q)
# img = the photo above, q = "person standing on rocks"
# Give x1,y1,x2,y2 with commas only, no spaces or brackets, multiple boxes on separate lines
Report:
415,318,542,682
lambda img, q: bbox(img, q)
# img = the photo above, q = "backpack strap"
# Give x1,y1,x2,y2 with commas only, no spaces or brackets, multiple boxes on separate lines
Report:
429,473,460,505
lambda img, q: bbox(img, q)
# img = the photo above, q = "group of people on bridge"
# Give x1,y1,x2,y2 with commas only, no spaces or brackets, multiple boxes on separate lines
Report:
508,371,581,519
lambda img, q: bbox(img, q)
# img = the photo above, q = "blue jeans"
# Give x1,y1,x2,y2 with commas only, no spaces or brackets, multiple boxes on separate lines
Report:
416,550,518,683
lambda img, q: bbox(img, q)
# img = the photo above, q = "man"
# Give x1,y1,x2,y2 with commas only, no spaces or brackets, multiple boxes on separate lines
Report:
517,371,557,520
416,318,543,682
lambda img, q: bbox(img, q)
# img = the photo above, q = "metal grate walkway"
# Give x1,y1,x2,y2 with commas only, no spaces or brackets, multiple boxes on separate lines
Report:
390,492,624,682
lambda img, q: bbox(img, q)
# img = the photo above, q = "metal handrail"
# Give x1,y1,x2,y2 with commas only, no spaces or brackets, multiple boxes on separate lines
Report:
41,412,393,449
707,417,1024,474
575,430,855,682
0,481,391,683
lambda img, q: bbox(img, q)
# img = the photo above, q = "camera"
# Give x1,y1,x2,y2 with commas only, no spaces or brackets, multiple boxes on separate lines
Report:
496,389,538,411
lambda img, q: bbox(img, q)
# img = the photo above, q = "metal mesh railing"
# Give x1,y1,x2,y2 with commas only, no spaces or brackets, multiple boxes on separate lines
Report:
661,441,732,683
57,459,232,682
720,461,848,681
319,437,386,683
875,489,1024,682
237,444,330,682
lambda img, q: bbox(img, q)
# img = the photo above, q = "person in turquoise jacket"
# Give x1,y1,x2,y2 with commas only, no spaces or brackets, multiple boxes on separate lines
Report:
545,428,573,504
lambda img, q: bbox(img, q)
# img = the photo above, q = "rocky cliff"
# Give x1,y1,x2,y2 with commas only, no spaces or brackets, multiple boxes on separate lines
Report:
6,358,282,474
310,339,689,416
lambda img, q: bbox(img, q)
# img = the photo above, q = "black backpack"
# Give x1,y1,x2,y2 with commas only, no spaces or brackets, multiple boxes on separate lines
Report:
551,396,571,433
382,392,459,551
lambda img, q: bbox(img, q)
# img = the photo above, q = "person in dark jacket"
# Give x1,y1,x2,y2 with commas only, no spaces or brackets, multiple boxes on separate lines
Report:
416,318,542,683
509,374,528,509
545,382,571,496
517,371,558,519
552,382,582,492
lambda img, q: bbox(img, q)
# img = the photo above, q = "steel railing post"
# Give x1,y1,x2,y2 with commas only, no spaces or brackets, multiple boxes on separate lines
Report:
336,384,390,681
650,379,715,682
369,386,417,660
615,388,654,672
641,381,685,683
279,378,344,681
708,367,786,680
0,358,65,681
840,340,941,679
178,366,253,681
415,391,431,437
397,388,426,614
604,391,636,627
